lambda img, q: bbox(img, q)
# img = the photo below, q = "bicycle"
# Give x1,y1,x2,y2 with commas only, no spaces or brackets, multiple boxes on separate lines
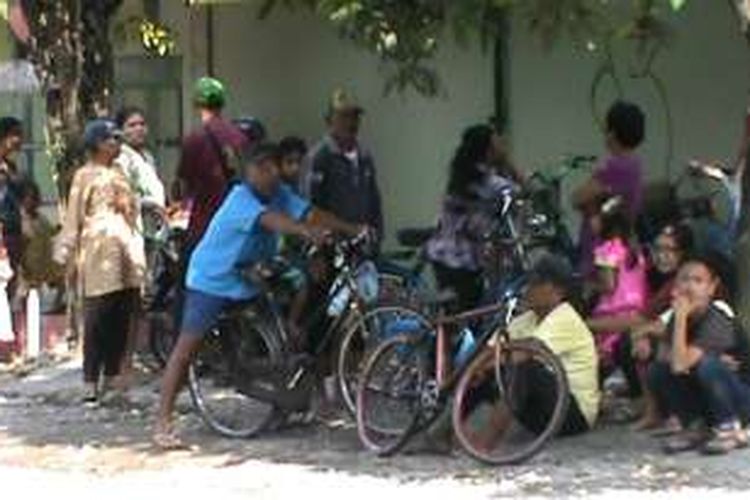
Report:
638,159,739,258
355,284,569,465
186,231,389,438
374,226,434,307
355,185,571,465
140,203,187,366
525,154,597,262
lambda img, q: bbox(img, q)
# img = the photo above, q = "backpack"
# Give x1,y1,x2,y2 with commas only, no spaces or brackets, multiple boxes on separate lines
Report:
204,124,241,191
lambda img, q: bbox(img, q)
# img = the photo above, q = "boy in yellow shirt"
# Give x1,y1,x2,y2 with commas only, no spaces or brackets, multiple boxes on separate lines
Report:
507,257,601,433
464,257,600,449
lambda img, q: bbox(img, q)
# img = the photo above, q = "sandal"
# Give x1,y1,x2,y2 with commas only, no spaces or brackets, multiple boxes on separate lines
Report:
81,384,98,405
152,427,188,450
606,402,639,425
702,424,749,455
662,428,709,455
650,417,682,438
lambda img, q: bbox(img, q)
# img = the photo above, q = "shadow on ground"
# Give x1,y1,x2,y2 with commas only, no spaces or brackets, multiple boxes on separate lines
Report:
2,359,750,497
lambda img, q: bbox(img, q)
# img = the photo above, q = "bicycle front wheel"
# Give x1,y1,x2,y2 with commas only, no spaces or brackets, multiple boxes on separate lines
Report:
337,306,432,417
356,331,433,456
188,312,282,438
452,338,569,466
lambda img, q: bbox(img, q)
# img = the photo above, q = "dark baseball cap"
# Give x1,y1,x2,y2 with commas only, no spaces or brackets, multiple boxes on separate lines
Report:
83,118,122,150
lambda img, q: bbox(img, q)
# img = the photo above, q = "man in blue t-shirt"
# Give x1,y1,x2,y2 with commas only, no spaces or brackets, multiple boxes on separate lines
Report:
155,142,364,448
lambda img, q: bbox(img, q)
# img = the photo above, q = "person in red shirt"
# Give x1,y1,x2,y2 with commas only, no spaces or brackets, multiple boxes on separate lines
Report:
175,77,247,250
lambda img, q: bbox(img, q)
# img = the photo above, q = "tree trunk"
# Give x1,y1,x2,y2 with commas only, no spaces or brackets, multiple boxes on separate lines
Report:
22,0,123,344
725,0,750,323
23,0,123,198
25,0,83,197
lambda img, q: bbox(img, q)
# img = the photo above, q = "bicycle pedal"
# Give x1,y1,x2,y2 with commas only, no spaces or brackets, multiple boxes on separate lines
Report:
286,353,315,368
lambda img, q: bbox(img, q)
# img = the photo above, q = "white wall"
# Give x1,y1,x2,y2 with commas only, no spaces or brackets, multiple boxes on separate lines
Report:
163,2,750,244
507,1,750,231
509,1,750,182
162,3,495,244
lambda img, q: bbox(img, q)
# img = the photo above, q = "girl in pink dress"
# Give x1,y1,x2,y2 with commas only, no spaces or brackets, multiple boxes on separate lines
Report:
590,197,648,380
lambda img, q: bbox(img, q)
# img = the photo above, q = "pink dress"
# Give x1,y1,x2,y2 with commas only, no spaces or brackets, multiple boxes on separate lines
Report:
592,238,648,368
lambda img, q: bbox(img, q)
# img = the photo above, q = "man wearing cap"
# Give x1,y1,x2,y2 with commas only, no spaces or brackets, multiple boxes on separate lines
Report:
175,77,247,250
303,88,383,241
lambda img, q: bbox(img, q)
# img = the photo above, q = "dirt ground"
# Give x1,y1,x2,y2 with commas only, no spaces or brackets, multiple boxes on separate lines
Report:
1,358,750,499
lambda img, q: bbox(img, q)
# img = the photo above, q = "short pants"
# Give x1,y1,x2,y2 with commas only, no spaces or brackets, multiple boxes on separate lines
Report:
180,289,246,338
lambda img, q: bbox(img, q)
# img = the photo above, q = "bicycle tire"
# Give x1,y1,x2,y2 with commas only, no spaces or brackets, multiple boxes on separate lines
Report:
356,332,432,456
147,312,176,368
188,310,283,439
452,337,570,466
337,306,433,417
143,239,168,309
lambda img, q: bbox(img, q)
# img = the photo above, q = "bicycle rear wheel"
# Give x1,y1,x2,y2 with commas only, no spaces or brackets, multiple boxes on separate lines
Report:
188,312,282,438
452,338,569,466
356,331,433,456
337,306,432,417
148,311,177,367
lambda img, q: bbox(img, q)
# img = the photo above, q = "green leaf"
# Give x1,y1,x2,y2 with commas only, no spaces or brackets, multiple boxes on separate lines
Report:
258,0,278,19
669,0,687,11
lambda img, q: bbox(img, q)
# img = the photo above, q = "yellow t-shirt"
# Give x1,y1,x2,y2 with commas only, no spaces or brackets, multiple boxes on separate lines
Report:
507,302,600,426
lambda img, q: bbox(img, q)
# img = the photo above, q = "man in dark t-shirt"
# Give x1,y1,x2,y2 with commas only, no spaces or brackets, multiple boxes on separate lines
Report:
176,77,247,249
649,254,750,455
302,88,383,241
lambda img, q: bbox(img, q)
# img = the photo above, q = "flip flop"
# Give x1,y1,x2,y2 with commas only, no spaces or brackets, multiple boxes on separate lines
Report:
152,429,188,451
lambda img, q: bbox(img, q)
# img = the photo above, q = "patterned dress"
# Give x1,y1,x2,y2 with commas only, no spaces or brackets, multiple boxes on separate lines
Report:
56,162,145,298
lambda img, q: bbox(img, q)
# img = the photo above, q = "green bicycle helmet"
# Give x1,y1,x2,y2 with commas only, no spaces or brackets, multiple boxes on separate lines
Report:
193,76,227,109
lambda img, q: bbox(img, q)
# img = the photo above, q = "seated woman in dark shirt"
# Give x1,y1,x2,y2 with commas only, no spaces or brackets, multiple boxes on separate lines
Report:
648,253,750,455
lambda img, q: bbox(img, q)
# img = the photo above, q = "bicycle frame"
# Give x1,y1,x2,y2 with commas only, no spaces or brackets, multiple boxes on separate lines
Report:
432,300,515,392
415,185,530,402
254,244,372,360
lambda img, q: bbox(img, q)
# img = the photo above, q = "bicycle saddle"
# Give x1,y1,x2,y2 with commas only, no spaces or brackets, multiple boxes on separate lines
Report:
396,227,435,248
238,257,291,286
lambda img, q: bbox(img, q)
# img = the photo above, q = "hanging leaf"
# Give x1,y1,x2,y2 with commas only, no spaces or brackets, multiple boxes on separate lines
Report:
669,0,687,12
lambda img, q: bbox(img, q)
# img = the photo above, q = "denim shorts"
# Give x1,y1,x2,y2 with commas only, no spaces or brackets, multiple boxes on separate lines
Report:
180,289,243,338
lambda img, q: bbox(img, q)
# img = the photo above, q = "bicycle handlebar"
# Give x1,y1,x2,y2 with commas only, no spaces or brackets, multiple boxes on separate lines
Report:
686,159,735,181
567,155,597,167
305,228,374,260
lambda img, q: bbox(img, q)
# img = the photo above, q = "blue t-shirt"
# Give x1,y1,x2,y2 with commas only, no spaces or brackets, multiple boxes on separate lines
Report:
187,183,310,299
